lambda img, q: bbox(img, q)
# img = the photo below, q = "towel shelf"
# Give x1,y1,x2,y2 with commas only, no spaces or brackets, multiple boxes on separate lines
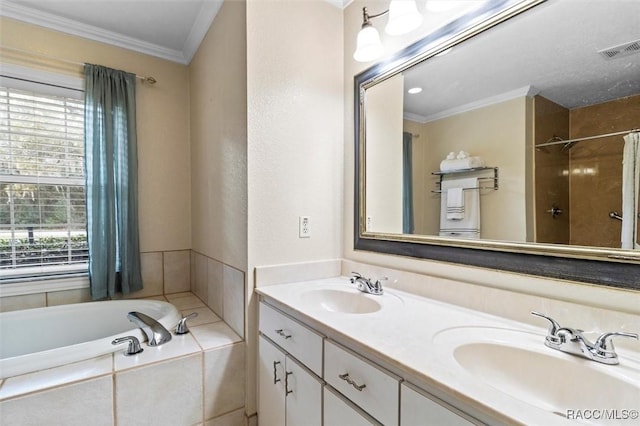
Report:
431,166,499,193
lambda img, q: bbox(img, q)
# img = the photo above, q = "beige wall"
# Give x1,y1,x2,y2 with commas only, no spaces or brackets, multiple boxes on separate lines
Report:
189,1,248,272
246,0,344,415
0,17,191,253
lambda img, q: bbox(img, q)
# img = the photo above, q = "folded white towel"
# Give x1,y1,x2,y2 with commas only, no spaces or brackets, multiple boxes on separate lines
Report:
439,156,486,172
446,187,464,220
440,177,480,239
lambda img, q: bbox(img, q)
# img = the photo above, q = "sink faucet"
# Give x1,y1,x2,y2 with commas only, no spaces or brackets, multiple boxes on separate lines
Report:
531,311,638,365
350,272,384,295
128,311,172,346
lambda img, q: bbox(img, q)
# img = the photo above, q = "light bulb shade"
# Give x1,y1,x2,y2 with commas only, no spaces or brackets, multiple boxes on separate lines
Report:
385,0,423,36
353,24,384,62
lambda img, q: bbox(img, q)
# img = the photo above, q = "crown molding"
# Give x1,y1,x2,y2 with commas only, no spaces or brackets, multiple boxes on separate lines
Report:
0,1,220,65
405,85,539,123
182,0,223,64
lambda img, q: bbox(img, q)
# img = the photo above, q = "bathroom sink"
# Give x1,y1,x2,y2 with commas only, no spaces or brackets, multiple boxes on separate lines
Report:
434,327,640,421
298,289,382,314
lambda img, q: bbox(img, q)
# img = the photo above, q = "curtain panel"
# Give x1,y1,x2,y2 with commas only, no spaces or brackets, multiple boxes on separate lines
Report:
84,64,142,299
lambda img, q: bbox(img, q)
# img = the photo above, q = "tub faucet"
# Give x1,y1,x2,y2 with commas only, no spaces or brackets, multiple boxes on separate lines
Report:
531,311,638,365
350,272,384,295
127,311,172,346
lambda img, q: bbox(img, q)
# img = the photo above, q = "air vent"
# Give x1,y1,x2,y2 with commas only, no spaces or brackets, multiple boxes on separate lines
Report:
598,39,640,60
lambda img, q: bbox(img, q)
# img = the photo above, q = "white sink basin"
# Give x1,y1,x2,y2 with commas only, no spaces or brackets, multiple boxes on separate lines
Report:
298,289,382,314
434,327,640,422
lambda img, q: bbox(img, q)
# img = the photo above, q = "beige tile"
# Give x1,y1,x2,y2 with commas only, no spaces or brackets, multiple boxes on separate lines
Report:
207,258,224,316
247,413,258,426
167,294,206,310
125,251,164,299
194,252,208,303
115,354,203,425
114,333,201,372
0,376,113,425
205,408,245,426
46,288,92,306
165,291,194,300
0,293,46,313
223,265,244,338
181,306,222,327
204,343,245,420
164,250,191,294
191,250,197,292
191,322,242,351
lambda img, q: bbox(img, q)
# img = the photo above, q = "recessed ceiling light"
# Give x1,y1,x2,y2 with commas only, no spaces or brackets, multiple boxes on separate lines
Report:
408,87,423,94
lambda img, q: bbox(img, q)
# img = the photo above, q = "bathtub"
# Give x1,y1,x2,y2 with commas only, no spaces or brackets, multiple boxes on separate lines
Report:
0,299,181,379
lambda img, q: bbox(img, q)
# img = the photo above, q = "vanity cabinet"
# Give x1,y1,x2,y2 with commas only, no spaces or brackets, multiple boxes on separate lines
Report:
258,299,480,426
401,382,476,426
258,334,322,426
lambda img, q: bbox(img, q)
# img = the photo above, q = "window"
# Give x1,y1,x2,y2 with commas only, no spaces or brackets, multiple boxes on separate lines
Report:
0,69,87,281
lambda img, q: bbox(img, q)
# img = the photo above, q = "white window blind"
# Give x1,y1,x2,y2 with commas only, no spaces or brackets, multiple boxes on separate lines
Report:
0,81,87,280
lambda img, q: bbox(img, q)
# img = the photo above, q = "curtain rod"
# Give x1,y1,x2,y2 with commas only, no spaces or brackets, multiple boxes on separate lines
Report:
0,45,157,85
536,128,639,148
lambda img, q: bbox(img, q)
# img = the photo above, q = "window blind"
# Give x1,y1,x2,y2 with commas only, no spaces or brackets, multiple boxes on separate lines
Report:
0,84,88,279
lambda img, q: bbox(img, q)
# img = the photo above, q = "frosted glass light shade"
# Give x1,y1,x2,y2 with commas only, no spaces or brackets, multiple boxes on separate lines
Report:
353,24,384,62
385,0,423,36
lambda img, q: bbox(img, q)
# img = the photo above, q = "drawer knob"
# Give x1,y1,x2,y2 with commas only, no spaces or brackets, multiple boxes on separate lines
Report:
338,373,366,391
275,329,292,339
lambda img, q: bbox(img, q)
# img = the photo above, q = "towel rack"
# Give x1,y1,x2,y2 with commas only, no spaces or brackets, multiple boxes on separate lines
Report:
431,166,499,193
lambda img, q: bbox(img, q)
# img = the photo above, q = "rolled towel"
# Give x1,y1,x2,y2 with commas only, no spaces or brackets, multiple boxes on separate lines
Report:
439,156,486,172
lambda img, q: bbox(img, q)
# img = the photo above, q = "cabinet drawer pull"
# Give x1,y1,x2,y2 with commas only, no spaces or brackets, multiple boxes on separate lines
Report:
273,361,281,384
285,371,294,395
338,373,366,391
275,329,292,339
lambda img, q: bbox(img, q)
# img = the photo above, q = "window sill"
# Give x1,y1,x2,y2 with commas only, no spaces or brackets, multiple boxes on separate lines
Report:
0,275,89,298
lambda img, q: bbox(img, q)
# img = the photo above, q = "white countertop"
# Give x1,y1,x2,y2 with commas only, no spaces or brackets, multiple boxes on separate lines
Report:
256,277,640,426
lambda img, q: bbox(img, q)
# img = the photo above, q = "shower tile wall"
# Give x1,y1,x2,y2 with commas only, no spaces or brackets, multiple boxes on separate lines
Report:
533,96,570,244
569,94,640,247
534,93,640,248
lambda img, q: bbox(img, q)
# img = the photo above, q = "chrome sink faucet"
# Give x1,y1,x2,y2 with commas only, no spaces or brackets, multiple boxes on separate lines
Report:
128,311,172,346
531,311,638,365
350,272,384,295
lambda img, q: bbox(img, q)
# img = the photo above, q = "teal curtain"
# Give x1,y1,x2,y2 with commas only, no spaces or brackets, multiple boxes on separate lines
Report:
84,64,142,299
402,132,414,234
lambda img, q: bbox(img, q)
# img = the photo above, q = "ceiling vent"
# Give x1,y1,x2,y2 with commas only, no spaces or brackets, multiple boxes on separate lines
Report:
598,39,640,60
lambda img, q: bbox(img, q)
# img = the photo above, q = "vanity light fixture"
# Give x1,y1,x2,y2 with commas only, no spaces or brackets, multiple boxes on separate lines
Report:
353,0,423,62
407,87,423,94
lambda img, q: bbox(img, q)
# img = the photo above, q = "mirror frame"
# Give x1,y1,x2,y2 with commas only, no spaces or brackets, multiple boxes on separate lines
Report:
353,0,640,290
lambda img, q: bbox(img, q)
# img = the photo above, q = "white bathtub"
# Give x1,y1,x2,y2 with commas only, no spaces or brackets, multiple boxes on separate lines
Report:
0,299,181,379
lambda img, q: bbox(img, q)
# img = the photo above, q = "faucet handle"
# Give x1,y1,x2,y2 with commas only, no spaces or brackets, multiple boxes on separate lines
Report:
531,311,562,338
112,336,144,356
593,331,638,355
175,312,199,335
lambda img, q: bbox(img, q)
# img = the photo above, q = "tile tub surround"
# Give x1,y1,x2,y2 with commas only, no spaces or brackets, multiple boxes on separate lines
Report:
191,251,246,339
256,278,640,425
0,294,245,426
0,249,192,313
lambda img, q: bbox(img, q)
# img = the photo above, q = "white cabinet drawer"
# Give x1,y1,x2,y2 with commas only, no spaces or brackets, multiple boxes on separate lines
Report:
259,302,323,375
324,340,400,426
324,385,381,426
401,382,476,426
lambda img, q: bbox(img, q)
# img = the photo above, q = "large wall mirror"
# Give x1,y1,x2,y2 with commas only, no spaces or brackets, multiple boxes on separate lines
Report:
354,0,640,289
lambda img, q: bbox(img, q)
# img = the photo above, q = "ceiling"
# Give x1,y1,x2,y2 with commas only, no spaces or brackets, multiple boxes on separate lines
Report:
1,0,222,64
402,0,640,121
0,0,352,64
